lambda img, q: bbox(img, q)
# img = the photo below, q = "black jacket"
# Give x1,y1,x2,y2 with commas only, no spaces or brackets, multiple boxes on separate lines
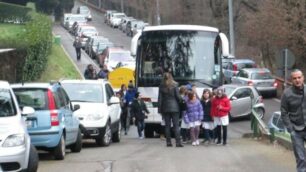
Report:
130,99,149,121
201,100,213,122
281,85,306,132
158,83,181,114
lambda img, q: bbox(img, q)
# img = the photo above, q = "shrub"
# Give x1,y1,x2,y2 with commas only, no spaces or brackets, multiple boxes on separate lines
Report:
0,2,31,23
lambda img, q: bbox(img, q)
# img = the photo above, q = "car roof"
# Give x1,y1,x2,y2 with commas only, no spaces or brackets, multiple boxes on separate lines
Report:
232,59,255,63
60,79,108,85
221,84,255,89
0,80,10,89
11,82,57,89
242,68,270,73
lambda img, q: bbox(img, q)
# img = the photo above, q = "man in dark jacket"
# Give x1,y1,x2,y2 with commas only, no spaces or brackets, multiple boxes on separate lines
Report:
73,37,82,61
281,69,306,172
123,83,136,135
131,92,149,139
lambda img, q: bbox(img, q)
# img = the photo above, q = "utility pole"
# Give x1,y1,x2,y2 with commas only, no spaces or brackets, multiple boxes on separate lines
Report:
228,0,235,56
121,0,124,13
156,0,161,25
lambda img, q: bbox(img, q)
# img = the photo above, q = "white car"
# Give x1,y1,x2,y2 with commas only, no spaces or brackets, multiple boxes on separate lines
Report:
105,47,135,71
60,79,122,147
0,81,38,172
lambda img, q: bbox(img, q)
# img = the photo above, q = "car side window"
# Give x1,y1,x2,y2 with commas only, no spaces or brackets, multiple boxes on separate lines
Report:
233,88,251,99
54,88,65,108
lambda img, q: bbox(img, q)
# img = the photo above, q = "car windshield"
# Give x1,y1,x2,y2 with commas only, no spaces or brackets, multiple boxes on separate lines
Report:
0,88,16,117
237,63,255,70
69,16,86,23
251,72,273,79
13,89,48,110
61,83,104,103
223,86,236,96
94,39,108,46
114,14,126,18
98,43,113,53
109,52,134,61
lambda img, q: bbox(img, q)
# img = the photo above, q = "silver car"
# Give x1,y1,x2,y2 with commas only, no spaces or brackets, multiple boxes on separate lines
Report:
231,68,277,97
0,81,38,172
223,59,256,84
221,84,265,119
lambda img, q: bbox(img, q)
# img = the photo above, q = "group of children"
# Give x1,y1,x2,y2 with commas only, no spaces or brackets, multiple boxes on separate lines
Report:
180,84,231,146
118,82,231,146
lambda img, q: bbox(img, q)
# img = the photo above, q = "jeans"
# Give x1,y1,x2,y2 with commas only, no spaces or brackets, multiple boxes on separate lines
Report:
76,48,81,60
137,120,145,137
291,130,306,172
203,129,214,141
121,106,130,134
216,125,227,144
163,112,181,144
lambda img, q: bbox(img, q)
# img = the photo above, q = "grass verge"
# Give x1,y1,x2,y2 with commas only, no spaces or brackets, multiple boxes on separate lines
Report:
37,43,82,82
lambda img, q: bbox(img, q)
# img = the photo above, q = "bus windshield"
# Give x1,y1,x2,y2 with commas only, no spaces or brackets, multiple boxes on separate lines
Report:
137,30,219,86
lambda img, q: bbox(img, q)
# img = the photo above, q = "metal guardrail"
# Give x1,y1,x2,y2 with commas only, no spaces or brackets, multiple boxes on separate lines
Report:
250,108,271,138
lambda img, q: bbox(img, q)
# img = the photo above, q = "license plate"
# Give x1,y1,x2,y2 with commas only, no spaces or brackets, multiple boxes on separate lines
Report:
26,120,32,128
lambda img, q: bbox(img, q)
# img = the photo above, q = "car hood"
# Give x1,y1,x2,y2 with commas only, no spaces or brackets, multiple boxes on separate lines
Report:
0,116,26,140
71,102,107,117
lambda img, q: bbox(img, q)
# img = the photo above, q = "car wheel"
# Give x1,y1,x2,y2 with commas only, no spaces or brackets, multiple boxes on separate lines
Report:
53,135,65,160
70,129,82,153
96,122,112,146
255,107,265,119
25,144,39,172
112,122,121,142
144,125,154,138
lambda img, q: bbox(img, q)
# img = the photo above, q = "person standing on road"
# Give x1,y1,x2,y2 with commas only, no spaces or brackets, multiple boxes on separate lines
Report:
281,69,306,172
184,90,203,146
201,89,214,145
123,82,136,135
158,72,184,147
211,88,231,146
73,36,82,61
130,92,149,139
179,86,189,144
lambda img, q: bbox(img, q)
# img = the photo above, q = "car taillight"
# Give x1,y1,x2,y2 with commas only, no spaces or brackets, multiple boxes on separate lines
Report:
48,90,59,126
247,81,253,86
273,82,278,87
233,64,238,71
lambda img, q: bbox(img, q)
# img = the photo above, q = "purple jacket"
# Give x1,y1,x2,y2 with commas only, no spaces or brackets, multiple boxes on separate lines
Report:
184,99,204,124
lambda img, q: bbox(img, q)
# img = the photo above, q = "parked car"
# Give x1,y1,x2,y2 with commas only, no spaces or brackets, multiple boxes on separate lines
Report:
84,36,109,58
268,111,287,132
119,17,134,31
126,20,144,37
95,42,115,62
104,10,117,25
77,6,92,21
231,68,278,97
69,21,88,36
109,13,126,28
76,25,99,48
12,82,82,160
60,79,122,146
102,47,135,71
62,13,72,28
122,18,136,33
0,81,38,172
64,14,87,30
223,59,257,84
220,84,265,119
222,54,235,69
131,22,149,37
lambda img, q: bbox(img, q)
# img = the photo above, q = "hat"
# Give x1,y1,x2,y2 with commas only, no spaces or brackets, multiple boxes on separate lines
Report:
128,82,134,89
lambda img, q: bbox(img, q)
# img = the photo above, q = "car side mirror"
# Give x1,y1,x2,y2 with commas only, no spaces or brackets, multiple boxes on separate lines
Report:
108,96,120,105
21,106,35,116
231,96,238,101
73,104,80,112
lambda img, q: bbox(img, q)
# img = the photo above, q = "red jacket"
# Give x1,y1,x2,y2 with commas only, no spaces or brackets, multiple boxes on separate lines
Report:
211,96,231,117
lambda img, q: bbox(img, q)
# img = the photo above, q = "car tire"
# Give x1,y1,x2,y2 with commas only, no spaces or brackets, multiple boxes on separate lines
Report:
255,107,265,119
70,129,82,153
96,122,112,147
24,144,39,172
144,126,154,138
53,135,65,160
112,122,121,143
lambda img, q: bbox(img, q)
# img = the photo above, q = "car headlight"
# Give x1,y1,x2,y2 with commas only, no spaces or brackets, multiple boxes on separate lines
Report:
86,114,104,121
3,134,25,147
88,15,92,18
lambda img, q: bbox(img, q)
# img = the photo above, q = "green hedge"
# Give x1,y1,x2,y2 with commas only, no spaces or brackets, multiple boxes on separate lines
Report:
0,2,31,23
22,12,53,81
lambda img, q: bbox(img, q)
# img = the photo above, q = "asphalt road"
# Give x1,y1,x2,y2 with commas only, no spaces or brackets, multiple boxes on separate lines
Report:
39,1,294,172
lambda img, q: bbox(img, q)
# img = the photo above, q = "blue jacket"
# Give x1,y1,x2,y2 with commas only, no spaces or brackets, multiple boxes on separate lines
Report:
184,99,204,124
124,89,136,105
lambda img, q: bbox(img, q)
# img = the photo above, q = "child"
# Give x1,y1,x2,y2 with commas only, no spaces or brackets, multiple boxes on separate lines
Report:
179,86,189,144
201,89,214,145
184,91,203,146
130,92,149,139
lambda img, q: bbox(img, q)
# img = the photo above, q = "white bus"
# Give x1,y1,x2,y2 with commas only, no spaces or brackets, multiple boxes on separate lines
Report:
130,25,229,138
